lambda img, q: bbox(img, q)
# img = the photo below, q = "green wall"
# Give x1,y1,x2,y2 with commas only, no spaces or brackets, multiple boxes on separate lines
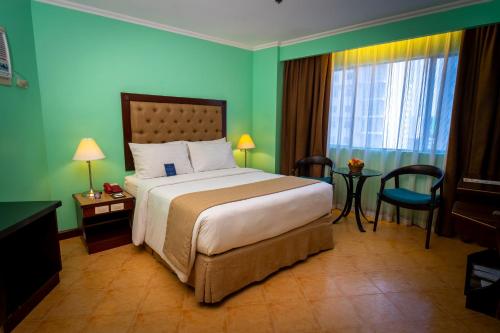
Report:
251,47,280,172
31,2,253,230
0,0,50,201
251,0,500,173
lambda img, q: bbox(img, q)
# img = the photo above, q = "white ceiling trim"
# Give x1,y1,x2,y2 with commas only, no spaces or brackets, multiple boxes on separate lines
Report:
36,0,489,52
252,41,281,51
276,0,489,48
35,0,253,50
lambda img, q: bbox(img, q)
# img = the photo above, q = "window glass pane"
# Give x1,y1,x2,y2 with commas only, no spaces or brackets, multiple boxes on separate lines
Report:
329,54,459,153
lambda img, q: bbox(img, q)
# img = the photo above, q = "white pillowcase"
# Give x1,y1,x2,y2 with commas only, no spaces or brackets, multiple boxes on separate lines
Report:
188,141,237,172
191,137,226,144
129,142,193,179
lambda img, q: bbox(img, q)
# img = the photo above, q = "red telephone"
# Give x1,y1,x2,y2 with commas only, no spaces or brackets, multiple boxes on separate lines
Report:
103,182,123,194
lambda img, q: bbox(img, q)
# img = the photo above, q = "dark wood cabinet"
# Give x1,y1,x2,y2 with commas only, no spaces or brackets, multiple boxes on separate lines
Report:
0,201,62,333
73,192,134,254
465,249,500,318
452,180,500,249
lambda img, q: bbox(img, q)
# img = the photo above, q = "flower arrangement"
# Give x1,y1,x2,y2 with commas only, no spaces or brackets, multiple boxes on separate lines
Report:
348,158,365,173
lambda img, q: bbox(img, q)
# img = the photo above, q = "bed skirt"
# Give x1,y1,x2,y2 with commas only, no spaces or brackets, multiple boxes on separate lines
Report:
144,213,334,303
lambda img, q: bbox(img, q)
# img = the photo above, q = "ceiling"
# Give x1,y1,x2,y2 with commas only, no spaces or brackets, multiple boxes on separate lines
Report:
39,0,485,49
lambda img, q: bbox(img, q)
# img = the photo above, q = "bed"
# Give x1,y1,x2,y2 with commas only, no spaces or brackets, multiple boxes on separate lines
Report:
121,92,334,303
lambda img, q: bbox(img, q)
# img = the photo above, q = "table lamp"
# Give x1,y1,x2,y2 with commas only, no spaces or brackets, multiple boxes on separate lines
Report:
73,138,105,198
237,133,255,168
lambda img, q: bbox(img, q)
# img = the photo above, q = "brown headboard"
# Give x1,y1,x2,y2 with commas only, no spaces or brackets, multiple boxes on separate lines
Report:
121,92,227,171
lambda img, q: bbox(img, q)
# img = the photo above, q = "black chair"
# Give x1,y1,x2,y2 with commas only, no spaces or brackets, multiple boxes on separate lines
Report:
373,164,444,249
294,155,335,187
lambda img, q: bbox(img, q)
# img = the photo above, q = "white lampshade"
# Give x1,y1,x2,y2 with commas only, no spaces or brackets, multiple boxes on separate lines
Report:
237,134,256,150
73,138,105,161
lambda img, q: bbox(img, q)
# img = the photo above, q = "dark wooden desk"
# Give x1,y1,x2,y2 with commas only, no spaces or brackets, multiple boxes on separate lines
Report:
0,201,62,333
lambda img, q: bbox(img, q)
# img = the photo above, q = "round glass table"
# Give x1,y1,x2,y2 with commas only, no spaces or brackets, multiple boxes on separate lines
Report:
332,167,382,232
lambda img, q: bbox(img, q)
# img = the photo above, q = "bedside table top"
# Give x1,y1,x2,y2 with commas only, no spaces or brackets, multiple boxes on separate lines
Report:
73,192,134,207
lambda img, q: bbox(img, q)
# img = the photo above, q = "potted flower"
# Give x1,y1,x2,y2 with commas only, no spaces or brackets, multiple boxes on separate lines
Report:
348,158,365,173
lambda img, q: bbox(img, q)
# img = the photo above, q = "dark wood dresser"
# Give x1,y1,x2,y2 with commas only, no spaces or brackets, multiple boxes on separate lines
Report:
0,201,62,333
452,180,500,248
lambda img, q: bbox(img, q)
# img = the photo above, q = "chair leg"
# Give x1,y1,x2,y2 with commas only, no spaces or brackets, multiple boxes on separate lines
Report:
373,198,382,232
396,206,401,225
425,209,434,249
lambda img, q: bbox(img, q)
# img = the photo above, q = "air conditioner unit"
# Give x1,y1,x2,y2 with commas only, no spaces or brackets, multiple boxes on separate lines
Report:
0,26,12,86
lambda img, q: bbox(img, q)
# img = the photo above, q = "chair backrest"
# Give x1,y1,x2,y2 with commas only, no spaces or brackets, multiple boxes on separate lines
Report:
391,164,444,179
387,164,445,192
294,155,333,177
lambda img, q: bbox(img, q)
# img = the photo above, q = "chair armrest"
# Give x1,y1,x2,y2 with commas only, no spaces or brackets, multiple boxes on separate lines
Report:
431,174,444,193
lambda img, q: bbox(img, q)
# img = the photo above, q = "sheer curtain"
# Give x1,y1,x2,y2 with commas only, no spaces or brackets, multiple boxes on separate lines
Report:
328,31,462,227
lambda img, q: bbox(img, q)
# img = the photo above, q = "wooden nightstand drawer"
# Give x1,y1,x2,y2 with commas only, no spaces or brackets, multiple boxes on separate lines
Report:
82,199,134,218
73,191,135,254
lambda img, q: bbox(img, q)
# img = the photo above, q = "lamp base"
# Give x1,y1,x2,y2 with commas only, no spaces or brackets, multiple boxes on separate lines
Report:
82,188,95,198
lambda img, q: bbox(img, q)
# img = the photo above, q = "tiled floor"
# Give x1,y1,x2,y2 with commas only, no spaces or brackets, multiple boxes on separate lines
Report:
13,213,500,333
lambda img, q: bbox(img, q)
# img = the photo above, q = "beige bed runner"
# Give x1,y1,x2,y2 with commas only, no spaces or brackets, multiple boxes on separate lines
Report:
162,176,319,280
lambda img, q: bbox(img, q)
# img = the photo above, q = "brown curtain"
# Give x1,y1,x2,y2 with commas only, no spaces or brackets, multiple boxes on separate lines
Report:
437,23,500,236
280,54,332,176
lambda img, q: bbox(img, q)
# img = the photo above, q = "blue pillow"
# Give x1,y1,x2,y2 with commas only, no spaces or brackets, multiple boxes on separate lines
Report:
164,163,177,177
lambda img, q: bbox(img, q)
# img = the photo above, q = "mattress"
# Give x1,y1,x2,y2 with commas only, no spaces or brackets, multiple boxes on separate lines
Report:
131,168,332,265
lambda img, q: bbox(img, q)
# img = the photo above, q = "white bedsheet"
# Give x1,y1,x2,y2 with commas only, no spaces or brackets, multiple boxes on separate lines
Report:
124,175,140,197
131,168,332,281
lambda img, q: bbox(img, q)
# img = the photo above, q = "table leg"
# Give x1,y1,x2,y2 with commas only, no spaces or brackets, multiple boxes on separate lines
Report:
332,174,353,223
354,176,367,232
343,175,354,216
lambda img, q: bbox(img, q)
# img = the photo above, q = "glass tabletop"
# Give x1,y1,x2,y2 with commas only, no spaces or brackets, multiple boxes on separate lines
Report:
333,167,382,177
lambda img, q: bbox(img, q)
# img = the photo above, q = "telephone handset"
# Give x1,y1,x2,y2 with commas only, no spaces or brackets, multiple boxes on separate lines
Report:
103,182,123,194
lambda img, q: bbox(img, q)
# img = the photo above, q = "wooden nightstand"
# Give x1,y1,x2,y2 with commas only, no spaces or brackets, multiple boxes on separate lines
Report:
73,192,135,254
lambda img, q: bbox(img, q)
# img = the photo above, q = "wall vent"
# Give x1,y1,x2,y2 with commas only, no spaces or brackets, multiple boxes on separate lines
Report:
0,26,12,86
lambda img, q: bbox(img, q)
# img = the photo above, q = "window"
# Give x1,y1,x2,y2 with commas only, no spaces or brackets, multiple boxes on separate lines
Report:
328,32,461,153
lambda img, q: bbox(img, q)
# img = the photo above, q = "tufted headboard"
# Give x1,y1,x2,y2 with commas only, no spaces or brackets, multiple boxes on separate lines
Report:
121,92,227,171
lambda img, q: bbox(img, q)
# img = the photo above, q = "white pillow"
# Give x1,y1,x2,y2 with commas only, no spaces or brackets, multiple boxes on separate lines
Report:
188,142,237,172
191,137,226,144
129,142,193,179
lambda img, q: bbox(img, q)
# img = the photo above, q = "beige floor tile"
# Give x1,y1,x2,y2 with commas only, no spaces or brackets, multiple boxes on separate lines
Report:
110,267,156,289
291,254,327,278
11,320,41,333
33,315,90,333
333,272,382,296
44,290,106,320
262,271,305,303
311,296,364,331
140,283,188,311
269,299,321,333
87,251,132,271
23,285,68,321
297,274,343,300
222,283,267,307
178,307,227,333
385,291,449,321
13,215,494,333
428,289,476,318
349,293,405,324
83,312,136,333
92,287,148,315
367,270,415,293
227,304,274,333
131,309,183,333
458,313,500,333
70,268,120,290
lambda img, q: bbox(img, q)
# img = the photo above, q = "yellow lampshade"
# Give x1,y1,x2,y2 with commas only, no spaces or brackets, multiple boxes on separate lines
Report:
237,134,255,150
73,138,105,161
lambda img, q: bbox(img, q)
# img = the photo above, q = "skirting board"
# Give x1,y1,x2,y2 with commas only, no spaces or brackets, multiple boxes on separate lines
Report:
58,228,81,240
